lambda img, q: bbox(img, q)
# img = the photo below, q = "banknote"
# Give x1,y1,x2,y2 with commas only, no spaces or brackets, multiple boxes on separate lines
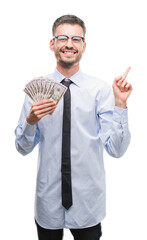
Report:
50,82,67,103
24,77,67,103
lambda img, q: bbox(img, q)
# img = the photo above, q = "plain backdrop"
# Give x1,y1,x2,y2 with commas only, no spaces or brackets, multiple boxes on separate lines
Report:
0,0,147,239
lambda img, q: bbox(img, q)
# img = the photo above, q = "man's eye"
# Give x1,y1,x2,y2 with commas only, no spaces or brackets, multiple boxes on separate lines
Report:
72,37,81,42
58,36,68,41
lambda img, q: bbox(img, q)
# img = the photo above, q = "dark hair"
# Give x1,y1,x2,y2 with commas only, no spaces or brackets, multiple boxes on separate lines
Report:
52,14,86,37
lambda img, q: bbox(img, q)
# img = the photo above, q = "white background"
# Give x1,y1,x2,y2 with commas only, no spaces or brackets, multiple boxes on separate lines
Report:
0,0,147,239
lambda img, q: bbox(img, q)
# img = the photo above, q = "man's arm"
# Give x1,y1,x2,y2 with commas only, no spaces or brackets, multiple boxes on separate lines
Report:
15,96,57,155
98,67,132,158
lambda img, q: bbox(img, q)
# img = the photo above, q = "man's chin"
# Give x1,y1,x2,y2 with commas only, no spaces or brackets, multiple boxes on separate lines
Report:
58,59,78,67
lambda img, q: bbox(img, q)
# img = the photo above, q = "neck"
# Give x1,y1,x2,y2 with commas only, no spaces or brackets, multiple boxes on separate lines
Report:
56,62,80,78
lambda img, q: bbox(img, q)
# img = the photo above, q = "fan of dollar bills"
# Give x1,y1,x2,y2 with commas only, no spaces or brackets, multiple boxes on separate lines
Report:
24,76,67,103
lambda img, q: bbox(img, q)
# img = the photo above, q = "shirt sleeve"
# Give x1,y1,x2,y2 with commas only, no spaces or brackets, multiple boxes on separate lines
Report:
97,83,131,158
15,95,40,156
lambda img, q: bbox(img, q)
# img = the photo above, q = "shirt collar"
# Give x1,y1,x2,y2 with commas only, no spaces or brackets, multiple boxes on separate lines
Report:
52,68,83,87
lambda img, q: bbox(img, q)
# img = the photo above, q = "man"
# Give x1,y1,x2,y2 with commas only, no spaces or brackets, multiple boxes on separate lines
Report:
15,15,132,240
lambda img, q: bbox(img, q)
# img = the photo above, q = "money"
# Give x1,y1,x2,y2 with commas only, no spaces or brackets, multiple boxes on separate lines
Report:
24,77,67,103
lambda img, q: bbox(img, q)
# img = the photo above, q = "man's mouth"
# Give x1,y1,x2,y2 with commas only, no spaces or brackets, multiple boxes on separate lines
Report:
60,48,77,55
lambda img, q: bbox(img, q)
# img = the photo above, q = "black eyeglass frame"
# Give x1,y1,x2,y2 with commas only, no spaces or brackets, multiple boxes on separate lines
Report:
53,35,85,42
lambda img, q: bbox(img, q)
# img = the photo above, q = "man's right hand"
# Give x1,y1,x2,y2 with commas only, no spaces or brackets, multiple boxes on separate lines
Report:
26,99,57,125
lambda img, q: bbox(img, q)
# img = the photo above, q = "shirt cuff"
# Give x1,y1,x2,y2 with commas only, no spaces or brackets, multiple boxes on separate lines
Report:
22,119,37,136
113,106,128,124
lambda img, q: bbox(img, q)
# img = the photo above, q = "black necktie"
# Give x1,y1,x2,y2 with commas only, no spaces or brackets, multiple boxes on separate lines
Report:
61,79,73,210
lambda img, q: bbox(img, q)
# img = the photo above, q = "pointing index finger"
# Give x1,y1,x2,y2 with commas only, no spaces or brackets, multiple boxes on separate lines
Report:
122,66,131,79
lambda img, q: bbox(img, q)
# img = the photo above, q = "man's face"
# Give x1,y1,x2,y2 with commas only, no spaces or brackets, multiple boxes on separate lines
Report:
50,23,86,67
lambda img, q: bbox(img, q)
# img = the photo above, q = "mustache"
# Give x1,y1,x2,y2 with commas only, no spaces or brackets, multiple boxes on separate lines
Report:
60,47,78,53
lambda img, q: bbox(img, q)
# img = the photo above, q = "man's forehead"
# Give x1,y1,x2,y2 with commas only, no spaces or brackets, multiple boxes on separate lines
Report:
55,23,83,35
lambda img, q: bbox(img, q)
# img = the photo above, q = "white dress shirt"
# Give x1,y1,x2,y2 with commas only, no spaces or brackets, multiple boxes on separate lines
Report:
15,69,131,229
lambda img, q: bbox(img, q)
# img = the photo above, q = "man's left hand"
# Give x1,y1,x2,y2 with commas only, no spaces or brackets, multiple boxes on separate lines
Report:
112,66,133,108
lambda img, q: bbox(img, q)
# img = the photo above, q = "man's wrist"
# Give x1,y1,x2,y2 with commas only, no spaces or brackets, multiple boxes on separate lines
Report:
21,119,37,136
26,116,35,125
115,99,127,109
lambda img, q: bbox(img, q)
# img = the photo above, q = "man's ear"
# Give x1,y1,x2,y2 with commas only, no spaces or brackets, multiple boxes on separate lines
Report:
82,41,86,53
49,39,54,52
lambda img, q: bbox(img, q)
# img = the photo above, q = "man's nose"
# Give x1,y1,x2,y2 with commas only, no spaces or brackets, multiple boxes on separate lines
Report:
65,38,73,47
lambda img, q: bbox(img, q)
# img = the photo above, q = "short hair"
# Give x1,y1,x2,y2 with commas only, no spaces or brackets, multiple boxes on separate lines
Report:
52,14,86,37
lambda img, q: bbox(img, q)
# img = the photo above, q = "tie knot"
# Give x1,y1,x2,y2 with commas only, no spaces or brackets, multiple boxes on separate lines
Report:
61,78,72,88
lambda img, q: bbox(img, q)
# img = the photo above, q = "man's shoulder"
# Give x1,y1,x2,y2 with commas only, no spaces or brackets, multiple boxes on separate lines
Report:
45,73,54,79
81,72,110,89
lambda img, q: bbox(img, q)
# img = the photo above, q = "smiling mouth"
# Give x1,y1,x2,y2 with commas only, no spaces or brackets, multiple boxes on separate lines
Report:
60,48,77,55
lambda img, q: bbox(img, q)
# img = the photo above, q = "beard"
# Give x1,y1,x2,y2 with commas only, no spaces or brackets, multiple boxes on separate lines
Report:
55,47,83,67
58,58,79,67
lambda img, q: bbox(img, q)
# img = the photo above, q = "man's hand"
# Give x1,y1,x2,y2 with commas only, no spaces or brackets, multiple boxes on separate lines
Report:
26,99,57,125
112,67,133,108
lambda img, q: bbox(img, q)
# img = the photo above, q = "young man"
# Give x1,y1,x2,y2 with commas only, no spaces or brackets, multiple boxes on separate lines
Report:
15,15,132,240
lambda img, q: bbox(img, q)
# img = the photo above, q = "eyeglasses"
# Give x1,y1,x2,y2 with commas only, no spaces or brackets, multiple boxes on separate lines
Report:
54,35,85,43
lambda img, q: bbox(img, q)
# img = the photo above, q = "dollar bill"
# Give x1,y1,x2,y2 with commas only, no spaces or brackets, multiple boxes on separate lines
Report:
50,82,67,103
23,77,67,104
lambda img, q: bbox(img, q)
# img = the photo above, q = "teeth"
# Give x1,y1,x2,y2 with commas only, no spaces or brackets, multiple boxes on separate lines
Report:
63,51,75,54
